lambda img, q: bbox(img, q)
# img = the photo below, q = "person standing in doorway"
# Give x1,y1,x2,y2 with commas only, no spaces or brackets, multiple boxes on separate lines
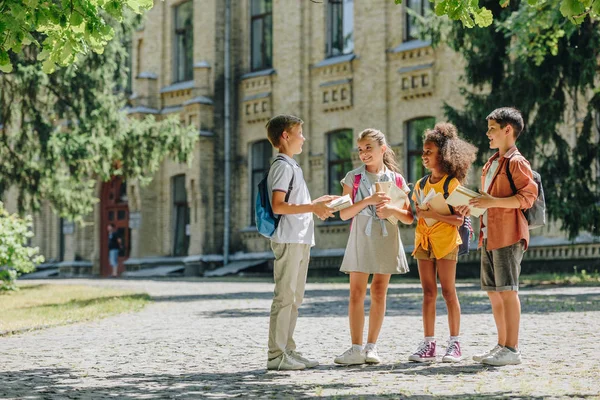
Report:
107,223,122,277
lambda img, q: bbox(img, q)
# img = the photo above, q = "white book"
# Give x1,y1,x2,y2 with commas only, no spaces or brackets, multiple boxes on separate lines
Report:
445,185,486,218
374,181,409,225
414,188,437,208
327,194,353,212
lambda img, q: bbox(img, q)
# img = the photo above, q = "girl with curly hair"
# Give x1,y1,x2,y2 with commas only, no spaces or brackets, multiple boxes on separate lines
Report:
408,122,477,363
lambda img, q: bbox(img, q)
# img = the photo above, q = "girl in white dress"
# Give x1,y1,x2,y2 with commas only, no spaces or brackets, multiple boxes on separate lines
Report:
334,129,414,365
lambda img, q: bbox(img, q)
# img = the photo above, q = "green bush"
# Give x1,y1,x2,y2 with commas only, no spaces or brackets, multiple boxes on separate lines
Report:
0,203,44,291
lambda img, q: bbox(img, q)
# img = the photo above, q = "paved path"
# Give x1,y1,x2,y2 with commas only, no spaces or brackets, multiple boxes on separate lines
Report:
1,279,599,399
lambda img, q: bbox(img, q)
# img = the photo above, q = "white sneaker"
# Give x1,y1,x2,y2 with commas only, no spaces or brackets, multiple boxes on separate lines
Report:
266,353,306,371
481,347,522,366
334,345,366,365
287,350,319,368
472,344,503,362
364,343,381,364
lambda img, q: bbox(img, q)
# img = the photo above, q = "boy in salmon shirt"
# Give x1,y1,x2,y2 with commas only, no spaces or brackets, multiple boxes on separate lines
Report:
459,107,538,366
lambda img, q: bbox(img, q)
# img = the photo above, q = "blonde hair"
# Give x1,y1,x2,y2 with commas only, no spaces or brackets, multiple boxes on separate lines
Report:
357,128,400,173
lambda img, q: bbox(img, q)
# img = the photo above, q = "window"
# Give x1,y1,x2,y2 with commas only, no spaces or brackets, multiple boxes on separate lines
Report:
250,0,272,71
404,0,428,42
405,117,435,184
174,1,193,82
328,130,353,220
326,0,354,57
172,175,190,256
250,140,273,226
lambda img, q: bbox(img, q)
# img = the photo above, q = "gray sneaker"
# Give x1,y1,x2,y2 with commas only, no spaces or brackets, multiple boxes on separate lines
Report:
267,353,306,371
287,350,319,368
481,347,522,366
473,344,503,362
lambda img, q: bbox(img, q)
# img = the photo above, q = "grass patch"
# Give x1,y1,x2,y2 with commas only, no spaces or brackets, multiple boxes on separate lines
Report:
0,284,151,336
521,269,600,287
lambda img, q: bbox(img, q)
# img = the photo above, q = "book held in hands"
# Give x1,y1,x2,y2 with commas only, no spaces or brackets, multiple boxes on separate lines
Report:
327,194,353,212
445,185,486,218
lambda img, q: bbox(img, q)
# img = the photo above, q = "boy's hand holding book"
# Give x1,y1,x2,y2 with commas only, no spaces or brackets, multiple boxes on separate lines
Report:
445,185,486,217
468,190,495,209
312,195,338,220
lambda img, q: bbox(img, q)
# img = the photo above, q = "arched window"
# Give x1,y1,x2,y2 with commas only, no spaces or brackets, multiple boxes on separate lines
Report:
328,129,353,220
405,117,435,183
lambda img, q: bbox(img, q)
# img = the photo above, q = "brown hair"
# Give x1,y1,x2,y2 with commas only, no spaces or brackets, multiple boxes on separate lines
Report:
265,114,304,147
423,122,477,183
357,128,400,173
486,107,524,139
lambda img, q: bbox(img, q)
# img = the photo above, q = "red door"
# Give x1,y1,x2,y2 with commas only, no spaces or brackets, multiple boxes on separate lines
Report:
100,178,130,276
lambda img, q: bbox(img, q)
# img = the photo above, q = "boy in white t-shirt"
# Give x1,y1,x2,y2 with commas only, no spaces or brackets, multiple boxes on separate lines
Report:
265,114,337,371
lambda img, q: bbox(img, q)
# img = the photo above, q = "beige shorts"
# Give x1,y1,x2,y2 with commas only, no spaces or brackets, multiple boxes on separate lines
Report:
413,245,459,261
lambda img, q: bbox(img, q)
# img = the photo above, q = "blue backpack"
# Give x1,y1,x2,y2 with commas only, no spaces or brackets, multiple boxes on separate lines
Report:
255,156,295,238
418,175,473,257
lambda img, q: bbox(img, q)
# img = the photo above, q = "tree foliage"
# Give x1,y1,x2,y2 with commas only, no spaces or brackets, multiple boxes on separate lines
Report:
441,0,600,239
0,14,199,222
395,0,600,63
0,202,43,291
0,0,152,73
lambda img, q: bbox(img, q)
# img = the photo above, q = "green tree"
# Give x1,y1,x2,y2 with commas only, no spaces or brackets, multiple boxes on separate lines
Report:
0,13,198,284
395,0,600,28
0,203,44,291
1,14,198,220
0,0,152,73
440,0,600,239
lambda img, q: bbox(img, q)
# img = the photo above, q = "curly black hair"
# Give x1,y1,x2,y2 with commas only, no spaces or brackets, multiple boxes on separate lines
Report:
423,122,477,183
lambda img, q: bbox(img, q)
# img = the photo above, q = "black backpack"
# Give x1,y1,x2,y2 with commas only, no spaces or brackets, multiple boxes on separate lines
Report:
417,175,472,257
505,159,546,230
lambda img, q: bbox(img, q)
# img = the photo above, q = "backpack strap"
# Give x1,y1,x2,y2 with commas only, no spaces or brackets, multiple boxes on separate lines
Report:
443,175,455,214
352,174,362,201
505,158,518,195
394,172,405,190
418,174,430,192
272,156,295,201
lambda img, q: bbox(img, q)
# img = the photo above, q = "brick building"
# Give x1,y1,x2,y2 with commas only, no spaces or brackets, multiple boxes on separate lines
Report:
11,0,599,277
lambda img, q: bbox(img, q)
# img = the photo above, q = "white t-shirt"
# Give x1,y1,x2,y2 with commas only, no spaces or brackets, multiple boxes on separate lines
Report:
482,159,499,239
267,153,315,246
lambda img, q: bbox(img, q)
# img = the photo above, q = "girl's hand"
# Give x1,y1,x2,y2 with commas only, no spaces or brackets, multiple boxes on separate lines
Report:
469,191,496,209
415,203,437,219
368,192,390,206
376,203,397,219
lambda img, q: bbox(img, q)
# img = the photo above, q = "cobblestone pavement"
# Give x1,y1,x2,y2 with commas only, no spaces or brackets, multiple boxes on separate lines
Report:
1,278,599,399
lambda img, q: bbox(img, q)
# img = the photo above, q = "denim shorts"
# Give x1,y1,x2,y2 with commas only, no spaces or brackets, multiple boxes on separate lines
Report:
413,245,459,261
109,249,119,267
480,239,524,292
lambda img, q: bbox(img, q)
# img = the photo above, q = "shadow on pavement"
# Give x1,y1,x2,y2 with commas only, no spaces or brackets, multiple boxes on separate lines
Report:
0,367,596,399
185,285,600,318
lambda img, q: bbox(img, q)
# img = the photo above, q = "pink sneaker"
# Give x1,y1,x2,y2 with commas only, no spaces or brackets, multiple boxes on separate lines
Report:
408,341,436,362
442,340,462,362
